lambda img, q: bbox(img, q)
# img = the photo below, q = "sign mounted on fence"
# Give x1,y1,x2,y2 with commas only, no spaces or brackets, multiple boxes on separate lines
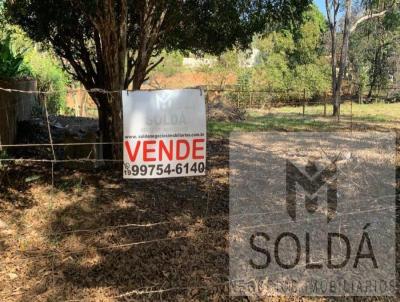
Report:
122,89,206,179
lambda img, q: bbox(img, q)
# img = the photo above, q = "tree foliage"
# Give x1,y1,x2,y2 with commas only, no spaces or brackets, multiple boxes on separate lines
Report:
349,3,400,99
0,34,30,79
325,0,399,114
5,0,311,159
26,49,71,114
0,1,70,113
6,0,310,90
152,51,184,77
250,4,330,97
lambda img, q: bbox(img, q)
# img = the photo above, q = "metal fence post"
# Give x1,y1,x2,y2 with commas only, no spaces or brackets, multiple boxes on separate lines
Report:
302,89,306,117
324,92,327,116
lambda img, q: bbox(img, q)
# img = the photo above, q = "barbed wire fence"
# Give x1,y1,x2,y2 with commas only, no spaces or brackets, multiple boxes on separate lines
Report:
2,84,397,171
0,82,397,194
0,85,399,299
0,86,345,158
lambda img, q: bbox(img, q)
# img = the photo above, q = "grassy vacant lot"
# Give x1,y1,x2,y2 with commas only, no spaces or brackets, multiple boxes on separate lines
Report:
209,102,400,136
0,102,399,301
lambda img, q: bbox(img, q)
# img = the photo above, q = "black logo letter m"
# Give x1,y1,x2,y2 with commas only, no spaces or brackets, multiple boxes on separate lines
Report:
286,160,337,223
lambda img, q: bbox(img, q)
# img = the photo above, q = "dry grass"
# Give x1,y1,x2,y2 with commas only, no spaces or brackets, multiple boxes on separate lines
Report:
0,108,399,301
0,140,231,301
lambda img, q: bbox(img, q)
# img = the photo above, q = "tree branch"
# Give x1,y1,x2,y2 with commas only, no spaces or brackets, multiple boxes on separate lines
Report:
325,0,332,28
145,56,164,75
334,0,340,17
50,37,95,89
78,39,98,84
350,10,387,33
94,29,105,86
124,50,137,88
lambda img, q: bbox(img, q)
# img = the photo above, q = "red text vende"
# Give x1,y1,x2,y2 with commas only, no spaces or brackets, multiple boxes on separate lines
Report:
125,138,206,162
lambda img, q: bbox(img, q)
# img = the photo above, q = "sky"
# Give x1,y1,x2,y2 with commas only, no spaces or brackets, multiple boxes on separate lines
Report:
314,0,327,15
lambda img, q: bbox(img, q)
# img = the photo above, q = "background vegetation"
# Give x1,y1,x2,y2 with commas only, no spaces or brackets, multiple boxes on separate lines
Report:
0,2,70,114
151,3,399,104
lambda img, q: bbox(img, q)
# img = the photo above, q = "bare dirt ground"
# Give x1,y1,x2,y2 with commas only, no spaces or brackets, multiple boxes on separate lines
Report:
1,136,398,302
1,109,399,301
1,139,230,301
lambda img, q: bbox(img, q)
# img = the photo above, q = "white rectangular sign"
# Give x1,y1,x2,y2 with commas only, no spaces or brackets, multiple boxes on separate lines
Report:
122,89,207,179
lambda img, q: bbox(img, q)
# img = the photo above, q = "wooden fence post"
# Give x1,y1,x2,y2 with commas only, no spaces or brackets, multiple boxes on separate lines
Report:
324,92,327,116
302,89,306,117
350,97,353,131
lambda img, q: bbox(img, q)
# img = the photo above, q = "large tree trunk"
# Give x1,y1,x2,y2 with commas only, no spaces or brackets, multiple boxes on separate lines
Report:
333,94,340,116
88,0,128,160
91,92,123,160
68,0,164,160
110,93,123,160
367,45,382,102
326,0,340,116
327,0,387,116
98,100,113,160
332,0,352,116
330,27,339,116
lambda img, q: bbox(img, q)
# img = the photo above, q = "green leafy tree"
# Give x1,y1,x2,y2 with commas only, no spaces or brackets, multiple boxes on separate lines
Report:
349,8,400,101
326,0,398,115
291,5,327,65
0,1,29,78
153,51,184,77
5,0,310,159
0,2,70,113
251,4,330,98
197,49,241,88
25,49,70,114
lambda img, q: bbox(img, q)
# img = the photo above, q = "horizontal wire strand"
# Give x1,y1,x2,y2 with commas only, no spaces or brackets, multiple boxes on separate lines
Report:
17,204,396,259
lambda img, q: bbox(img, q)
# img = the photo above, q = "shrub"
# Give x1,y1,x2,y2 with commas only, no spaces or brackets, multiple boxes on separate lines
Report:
24,48,70,114
0,19,70,114
0,34,30,79
153,51,184,77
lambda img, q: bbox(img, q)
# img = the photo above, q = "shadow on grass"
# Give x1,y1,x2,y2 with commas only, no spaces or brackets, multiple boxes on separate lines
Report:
208,115,328,137
18,135,399,301
208,112,399,137
351,115,394,123
17,139,231,301
3,118,399,301
0,163,52,209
